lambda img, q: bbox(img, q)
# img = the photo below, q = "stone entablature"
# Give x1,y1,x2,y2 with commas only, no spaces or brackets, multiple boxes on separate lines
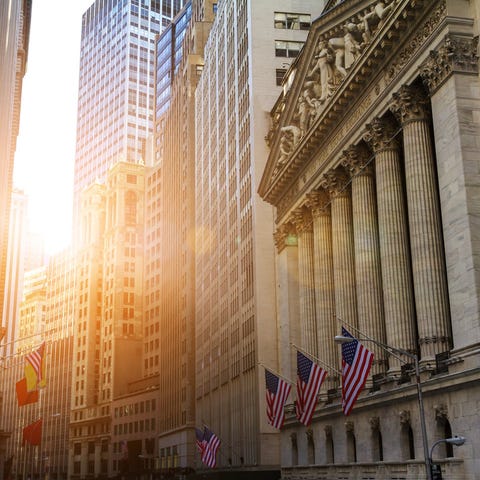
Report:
259,0,454,216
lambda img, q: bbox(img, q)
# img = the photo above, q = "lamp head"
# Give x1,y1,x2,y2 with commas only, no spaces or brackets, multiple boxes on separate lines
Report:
446,436,466,446
334,335,354,344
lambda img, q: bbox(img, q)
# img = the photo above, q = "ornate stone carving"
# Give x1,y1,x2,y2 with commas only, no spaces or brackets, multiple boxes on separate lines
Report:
321,167,351,199
420,35,479,95
390,84,430,124
369,416,380,431
291,208,313,234
364,116,400,153
386,1,446,82
275,125,302,173
434,404,448,421
341,143,373,177
345,420,355,433
306,189,330,217
399,410,411,425
273,223,297,253
263,1,447,208
289,1,400,147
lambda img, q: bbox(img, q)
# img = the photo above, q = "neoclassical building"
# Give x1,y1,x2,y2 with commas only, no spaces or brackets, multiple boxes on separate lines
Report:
259,0,480,479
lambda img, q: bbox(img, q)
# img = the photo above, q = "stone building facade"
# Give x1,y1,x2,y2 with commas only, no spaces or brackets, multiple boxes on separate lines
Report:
259,0,480,479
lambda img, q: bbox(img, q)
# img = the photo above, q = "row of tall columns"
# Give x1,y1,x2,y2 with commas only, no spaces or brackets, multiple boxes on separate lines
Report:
342,144,387,375
364,116,417,371
277,83,452,380
306,191,337,390
390,85,451,359
291,209,318,357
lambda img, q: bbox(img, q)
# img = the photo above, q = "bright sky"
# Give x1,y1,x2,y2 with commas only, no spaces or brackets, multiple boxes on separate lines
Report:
13,0,94,255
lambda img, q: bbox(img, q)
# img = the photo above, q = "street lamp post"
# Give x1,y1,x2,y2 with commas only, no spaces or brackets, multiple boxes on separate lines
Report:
334,333,432,480
429,436,466,479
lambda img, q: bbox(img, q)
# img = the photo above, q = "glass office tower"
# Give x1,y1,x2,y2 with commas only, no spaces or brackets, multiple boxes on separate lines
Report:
73,0,184,209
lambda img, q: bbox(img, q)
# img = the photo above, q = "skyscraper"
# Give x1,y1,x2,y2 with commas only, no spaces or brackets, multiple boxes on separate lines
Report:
0,0,32,346
146,0,215,469
194,0,324,475
1,189,28,360
73,0,185,214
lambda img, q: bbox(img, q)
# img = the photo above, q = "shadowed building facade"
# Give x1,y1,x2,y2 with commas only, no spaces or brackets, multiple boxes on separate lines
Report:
194,1,325,477
259,0,480,479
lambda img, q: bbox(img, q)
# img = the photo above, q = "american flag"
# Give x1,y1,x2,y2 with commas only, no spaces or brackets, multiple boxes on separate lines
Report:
26,342,45,382
265,369,291,429
296,350,327,426
202,426,220,468
341,327,374,416
195,427,206,456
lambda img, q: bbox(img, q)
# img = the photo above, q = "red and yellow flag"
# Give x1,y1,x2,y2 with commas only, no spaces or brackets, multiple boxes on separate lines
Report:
25,342,46,391
15,378,39,406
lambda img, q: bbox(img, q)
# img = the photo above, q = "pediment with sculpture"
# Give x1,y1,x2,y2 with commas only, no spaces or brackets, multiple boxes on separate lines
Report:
259,0,445,206
272,0,400,171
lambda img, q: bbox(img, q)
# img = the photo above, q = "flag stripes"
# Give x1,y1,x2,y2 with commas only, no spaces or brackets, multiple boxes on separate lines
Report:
265,369,291,429
341,327,374,416
296,350,326,426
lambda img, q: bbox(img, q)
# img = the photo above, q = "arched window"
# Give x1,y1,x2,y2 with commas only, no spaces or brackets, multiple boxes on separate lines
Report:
125,191,137,225
400,410,415,460
291,433,298,466
346,422,357,462
325,426,334,464
435,415,454,458
306,429,315,464
370,417,383,461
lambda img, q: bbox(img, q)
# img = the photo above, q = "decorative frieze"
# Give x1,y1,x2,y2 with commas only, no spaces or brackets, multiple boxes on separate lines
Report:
420,34,479,95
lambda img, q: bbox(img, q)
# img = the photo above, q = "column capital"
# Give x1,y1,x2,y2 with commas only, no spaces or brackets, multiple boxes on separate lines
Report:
273,223,297,253
320,167,350,199
341,143,373,177
420,34,479,95
390,84,430,125
306,189,330,217
290,208,313,234
364,116,400,153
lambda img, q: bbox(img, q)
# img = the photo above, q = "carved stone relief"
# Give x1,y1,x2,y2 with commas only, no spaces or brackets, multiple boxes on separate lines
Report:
273,0,401,175
420,34,479,95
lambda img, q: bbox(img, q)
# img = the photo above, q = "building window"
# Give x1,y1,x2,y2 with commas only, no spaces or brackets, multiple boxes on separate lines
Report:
274,12,311,30
275,40,303,58
276,68,287,86
125,191,137,224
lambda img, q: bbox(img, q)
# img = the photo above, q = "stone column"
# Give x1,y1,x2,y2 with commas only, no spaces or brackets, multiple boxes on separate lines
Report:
391,84,451,361
364,116,417,371
273,224,300,381
306,189,338,390
342,144,386,376
420,34,480,352
321,168,358,331
291,208,318,356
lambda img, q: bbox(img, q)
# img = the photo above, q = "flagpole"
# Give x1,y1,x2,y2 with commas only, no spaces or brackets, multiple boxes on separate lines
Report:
257,362,295,385
200,422,244,464
336,316,406,365
291,343,341,375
